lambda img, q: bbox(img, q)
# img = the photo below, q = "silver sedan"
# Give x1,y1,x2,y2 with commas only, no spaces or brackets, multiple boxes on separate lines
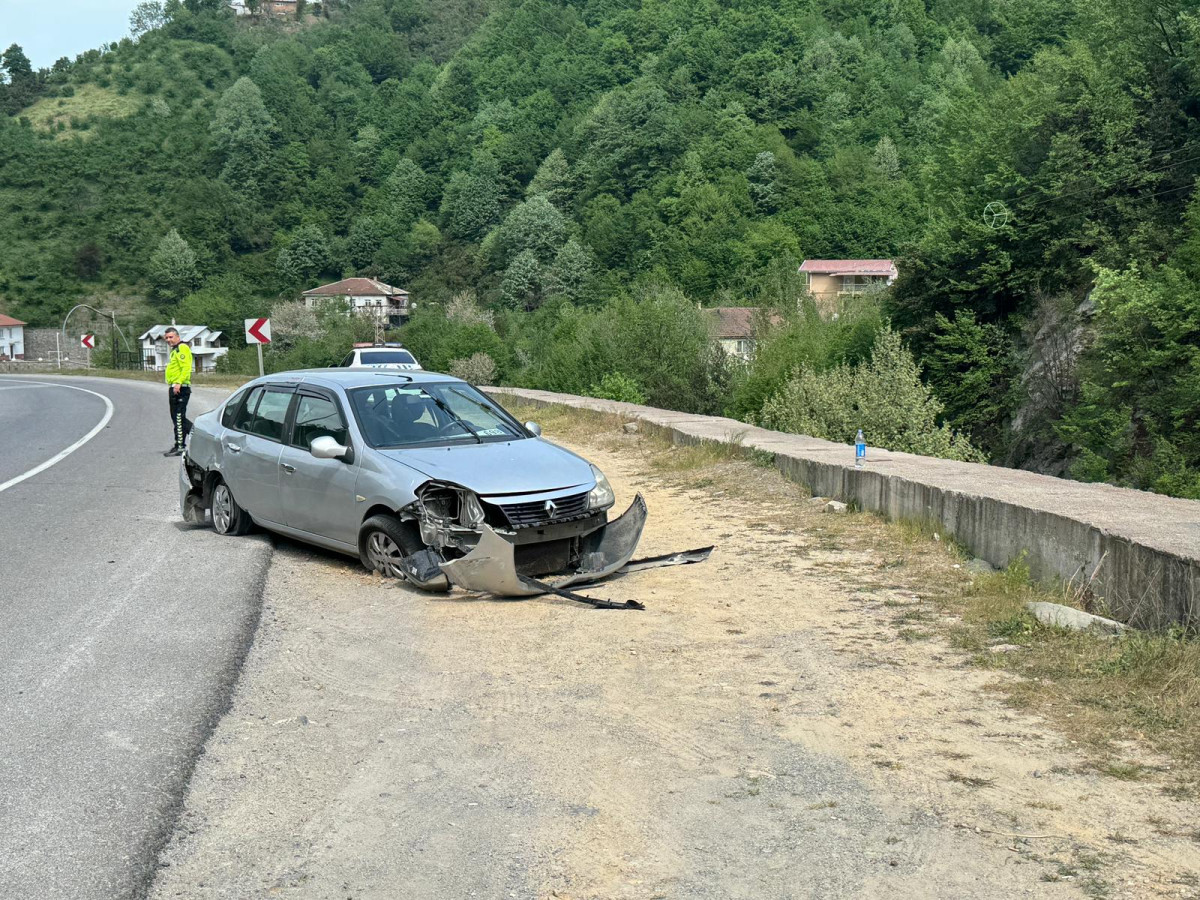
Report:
180,369,645,594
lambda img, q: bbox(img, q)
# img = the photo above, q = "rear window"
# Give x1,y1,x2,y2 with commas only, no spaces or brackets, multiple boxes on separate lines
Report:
232,387,263,432
249,390,293,442
222,388,249,428
359,350,416,365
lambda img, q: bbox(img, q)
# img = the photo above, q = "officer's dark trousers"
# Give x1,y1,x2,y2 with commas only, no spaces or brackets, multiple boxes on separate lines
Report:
168,385,193,450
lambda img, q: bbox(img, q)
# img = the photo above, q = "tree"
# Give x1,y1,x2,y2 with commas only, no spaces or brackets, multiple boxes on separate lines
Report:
445,291,495,328
2,44,32,83
1,44,37,113
493,195,567,264
872,137,900,180
500,250,542,310
440,153,503,241
74,244,104,280
746,152,779,215
267,299,323,350
129,2,167,38
210,77,277,195
527,148,571,208
277,225,330,284
148,230,201,305
545,239,593,303
374,158,430,225
923,310,1011,450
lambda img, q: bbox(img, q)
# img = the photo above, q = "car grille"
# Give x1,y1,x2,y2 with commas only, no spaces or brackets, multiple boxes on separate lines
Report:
495,491,590,529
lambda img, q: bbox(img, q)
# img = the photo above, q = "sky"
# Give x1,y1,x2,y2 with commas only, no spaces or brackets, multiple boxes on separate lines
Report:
1,1,137,69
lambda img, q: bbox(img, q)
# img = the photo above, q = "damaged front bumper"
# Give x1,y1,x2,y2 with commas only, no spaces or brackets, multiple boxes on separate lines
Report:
439,494,649,597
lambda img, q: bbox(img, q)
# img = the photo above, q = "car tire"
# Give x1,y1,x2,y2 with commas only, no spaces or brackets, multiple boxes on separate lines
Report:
359,514,450,592
211,479,252,537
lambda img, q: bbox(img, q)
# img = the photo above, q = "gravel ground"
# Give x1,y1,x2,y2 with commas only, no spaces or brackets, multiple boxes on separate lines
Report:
148,426,1200,900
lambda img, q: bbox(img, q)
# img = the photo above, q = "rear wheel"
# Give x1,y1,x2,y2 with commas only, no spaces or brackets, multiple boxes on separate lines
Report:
359,514,449,592
211,480,252,536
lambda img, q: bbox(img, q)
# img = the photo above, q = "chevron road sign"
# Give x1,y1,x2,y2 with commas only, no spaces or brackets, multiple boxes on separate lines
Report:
244,318,271,344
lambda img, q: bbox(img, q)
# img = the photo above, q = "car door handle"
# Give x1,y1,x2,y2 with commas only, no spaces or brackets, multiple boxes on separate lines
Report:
227,443,241,453
281,463,296,474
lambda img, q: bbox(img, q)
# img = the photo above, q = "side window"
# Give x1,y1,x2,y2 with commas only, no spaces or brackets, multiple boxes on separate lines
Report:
292,394,349,449
221,389,248,428
341,353,354,367
249,390,293,442
232,387,263,432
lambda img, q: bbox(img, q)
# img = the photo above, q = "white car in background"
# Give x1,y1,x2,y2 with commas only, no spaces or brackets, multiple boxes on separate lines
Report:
339,343,422,370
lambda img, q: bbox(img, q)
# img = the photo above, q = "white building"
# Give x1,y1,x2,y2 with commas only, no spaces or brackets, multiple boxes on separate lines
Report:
302,277,412,328
139,325,228,373
0,314,26,359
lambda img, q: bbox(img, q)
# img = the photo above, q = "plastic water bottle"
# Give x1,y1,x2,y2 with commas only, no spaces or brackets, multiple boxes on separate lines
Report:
855,429,866,468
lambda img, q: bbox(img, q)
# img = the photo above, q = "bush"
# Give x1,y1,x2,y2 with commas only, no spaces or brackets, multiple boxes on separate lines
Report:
400,302,512,377
521,284,731,415
759,328,985,462
725,295,884,422
448,352,497,385
586,372,646,404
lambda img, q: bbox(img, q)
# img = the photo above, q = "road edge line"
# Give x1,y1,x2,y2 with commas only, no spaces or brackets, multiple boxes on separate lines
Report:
0,380,115,494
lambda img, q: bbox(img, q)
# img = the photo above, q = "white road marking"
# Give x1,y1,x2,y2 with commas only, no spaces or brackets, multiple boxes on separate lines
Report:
0,380,115,494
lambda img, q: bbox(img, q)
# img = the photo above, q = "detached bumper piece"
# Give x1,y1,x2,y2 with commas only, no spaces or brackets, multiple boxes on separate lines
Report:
439,496,714,609
440,495,648,601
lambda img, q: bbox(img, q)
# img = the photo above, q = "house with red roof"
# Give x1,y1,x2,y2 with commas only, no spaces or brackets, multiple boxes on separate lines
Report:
301,278,412,328
0,314,26,360
799,259,898,311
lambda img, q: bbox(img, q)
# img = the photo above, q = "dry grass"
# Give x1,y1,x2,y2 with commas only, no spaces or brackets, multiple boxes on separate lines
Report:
502,399,1200,784
22,84,140,138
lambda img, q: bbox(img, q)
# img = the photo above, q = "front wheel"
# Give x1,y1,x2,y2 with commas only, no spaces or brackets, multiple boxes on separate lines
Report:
359,514,449,592
211,480,252,536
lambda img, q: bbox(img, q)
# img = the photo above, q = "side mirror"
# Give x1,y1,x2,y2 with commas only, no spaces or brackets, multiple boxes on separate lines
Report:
525,421,542,437
311,435,351,461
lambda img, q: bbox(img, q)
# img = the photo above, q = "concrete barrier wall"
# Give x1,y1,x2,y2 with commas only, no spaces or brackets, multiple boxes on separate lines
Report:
485,387,1200,629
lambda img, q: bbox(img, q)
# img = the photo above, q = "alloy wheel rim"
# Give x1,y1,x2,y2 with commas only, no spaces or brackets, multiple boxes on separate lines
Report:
213,486,232,533
367,532,404,577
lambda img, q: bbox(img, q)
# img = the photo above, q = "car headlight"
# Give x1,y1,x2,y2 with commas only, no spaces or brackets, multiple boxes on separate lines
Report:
588,465,615,510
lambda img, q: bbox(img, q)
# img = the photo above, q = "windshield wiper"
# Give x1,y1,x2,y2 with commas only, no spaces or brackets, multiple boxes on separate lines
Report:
423,390,482,443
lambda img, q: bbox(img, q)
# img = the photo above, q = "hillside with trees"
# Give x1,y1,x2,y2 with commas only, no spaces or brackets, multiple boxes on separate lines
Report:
1,0,1198,495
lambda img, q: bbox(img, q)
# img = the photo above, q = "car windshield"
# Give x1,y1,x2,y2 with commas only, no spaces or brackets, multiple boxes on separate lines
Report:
348,382,525,448
359,350,416,365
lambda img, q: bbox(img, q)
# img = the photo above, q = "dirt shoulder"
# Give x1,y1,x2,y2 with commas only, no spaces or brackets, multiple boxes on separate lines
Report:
150,414,1200,899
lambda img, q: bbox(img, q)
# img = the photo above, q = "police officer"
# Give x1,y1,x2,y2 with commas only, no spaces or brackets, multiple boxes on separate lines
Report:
163,327,193,457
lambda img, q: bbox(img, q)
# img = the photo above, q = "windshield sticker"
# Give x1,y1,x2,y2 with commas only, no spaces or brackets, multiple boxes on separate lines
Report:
475,427,508,437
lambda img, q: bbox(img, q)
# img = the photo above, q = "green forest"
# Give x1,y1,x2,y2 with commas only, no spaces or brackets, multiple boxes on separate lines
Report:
2,0,1199,497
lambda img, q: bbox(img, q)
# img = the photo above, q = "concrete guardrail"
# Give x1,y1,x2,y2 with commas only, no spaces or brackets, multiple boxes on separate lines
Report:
486,387,1200,629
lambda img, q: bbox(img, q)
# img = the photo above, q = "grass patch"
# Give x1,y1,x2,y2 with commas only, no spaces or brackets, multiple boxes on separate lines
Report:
1100,762,1149,781
946,771,995,789
22,84,141,138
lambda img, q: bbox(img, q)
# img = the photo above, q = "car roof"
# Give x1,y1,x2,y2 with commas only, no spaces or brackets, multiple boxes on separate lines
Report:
249,368,466,391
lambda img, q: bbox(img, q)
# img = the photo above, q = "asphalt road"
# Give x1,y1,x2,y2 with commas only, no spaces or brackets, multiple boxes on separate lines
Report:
0,375,270,900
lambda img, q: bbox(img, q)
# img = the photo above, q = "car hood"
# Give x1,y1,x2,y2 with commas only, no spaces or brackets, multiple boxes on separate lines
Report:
376,438,595,497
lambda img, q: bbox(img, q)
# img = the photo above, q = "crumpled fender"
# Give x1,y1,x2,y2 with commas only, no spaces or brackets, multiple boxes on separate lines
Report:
440,494,648,597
